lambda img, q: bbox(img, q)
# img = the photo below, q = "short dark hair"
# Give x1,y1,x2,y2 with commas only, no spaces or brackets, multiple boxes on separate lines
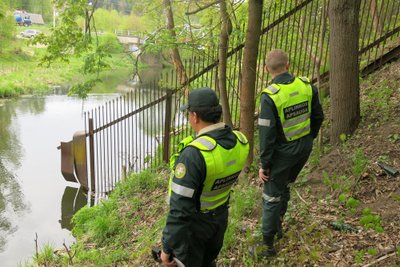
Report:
266,49,289,72
190,105,222,123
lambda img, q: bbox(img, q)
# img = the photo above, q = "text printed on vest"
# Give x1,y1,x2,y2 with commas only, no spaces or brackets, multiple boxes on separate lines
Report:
284,101,309,120
211,172,240,190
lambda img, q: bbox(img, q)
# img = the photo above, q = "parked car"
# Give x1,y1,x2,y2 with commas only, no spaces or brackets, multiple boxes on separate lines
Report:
20,29,41,38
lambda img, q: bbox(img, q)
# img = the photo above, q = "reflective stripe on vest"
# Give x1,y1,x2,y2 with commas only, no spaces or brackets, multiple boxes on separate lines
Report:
232,130,248,144
192,135,248,211
266,85,279,94
190,136,216,150
261,77,313,142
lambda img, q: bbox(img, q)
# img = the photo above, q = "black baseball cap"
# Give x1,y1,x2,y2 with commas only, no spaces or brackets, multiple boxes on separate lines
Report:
180,87,219,112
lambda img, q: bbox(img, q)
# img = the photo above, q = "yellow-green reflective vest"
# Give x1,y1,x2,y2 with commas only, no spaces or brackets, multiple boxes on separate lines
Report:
167,135,195,199
262,77,313,142
168,131,249,212
169,135,195,170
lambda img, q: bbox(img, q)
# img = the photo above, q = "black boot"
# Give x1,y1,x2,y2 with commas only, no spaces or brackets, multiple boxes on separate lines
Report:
260,235,277,257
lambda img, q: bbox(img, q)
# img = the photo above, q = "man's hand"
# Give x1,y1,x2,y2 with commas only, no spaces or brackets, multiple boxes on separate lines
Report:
259,167,270,182
161,251,176,267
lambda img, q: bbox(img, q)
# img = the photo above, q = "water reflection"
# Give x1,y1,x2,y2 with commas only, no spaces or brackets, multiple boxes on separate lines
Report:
60,186,90,231
0,99,22,166
0,98,46,254
0,162,26,254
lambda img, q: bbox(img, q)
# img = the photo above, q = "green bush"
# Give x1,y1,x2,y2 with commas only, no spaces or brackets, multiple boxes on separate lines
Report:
359,208,384,233
99,33,125,53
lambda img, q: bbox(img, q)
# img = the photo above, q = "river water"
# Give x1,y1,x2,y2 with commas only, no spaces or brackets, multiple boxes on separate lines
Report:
0,92,125,266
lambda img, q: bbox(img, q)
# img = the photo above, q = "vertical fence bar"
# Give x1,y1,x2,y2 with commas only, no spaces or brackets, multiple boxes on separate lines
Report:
377,0,396,64
94,107,99,193
309,0,322,81
274,1,284,47
321,0,330,80
288,1,298,74
88,117,95,191
359,0,368,50
284,1,293,54
280,0,289,51
255,13,266,92
269,1,278,53
101,105,105,193
302,0,315,77
112,99,116,187
364,0,380,66
107,101,112,187
134,90,138,173
368,0,386,66
123,94,127,178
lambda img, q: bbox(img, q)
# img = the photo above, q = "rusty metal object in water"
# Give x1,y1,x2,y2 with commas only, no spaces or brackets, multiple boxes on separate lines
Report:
60,131,88,190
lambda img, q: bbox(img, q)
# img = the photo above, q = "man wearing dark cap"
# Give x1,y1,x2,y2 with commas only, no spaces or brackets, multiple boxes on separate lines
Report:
160,87,249,267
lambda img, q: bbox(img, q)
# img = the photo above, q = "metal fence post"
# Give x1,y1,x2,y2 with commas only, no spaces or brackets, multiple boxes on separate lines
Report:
163,90,173,162
88,118,96,191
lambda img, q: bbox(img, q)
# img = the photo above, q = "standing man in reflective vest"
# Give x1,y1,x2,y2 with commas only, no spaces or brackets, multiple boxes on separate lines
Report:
161,87,250,267
258,49,324,256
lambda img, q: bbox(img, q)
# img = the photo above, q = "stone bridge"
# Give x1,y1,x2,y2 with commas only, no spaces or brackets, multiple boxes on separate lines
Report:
114,30,145,52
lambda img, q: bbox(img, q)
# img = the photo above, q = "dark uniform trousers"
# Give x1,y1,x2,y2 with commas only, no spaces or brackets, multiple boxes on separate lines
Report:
175,206,228,267
262,151,311,238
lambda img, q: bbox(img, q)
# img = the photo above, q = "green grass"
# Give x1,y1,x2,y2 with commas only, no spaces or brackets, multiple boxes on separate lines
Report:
0,31,133,98
221,185,258,251
31,244,61,266
62,170,168,266
361,80,395,122
352,148,368,177
15,24,52,35
359,208,384,233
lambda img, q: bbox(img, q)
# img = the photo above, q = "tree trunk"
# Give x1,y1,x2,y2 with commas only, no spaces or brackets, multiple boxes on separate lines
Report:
329,0,361,144
239,0,263,166
218,0,233,127
163,0,188,88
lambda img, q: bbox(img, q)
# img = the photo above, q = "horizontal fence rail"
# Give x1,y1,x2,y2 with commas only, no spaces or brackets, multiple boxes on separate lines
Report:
60,0,400,199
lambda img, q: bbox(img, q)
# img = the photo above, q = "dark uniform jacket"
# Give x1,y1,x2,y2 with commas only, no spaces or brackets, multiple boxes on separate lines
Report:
259,72,324,170
162,123,238,254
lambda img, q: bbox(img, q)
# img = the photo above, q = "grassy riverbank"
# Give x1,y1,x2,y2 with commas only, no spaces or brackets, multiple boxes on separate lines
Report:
25,61,400,266
0,29,133,97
